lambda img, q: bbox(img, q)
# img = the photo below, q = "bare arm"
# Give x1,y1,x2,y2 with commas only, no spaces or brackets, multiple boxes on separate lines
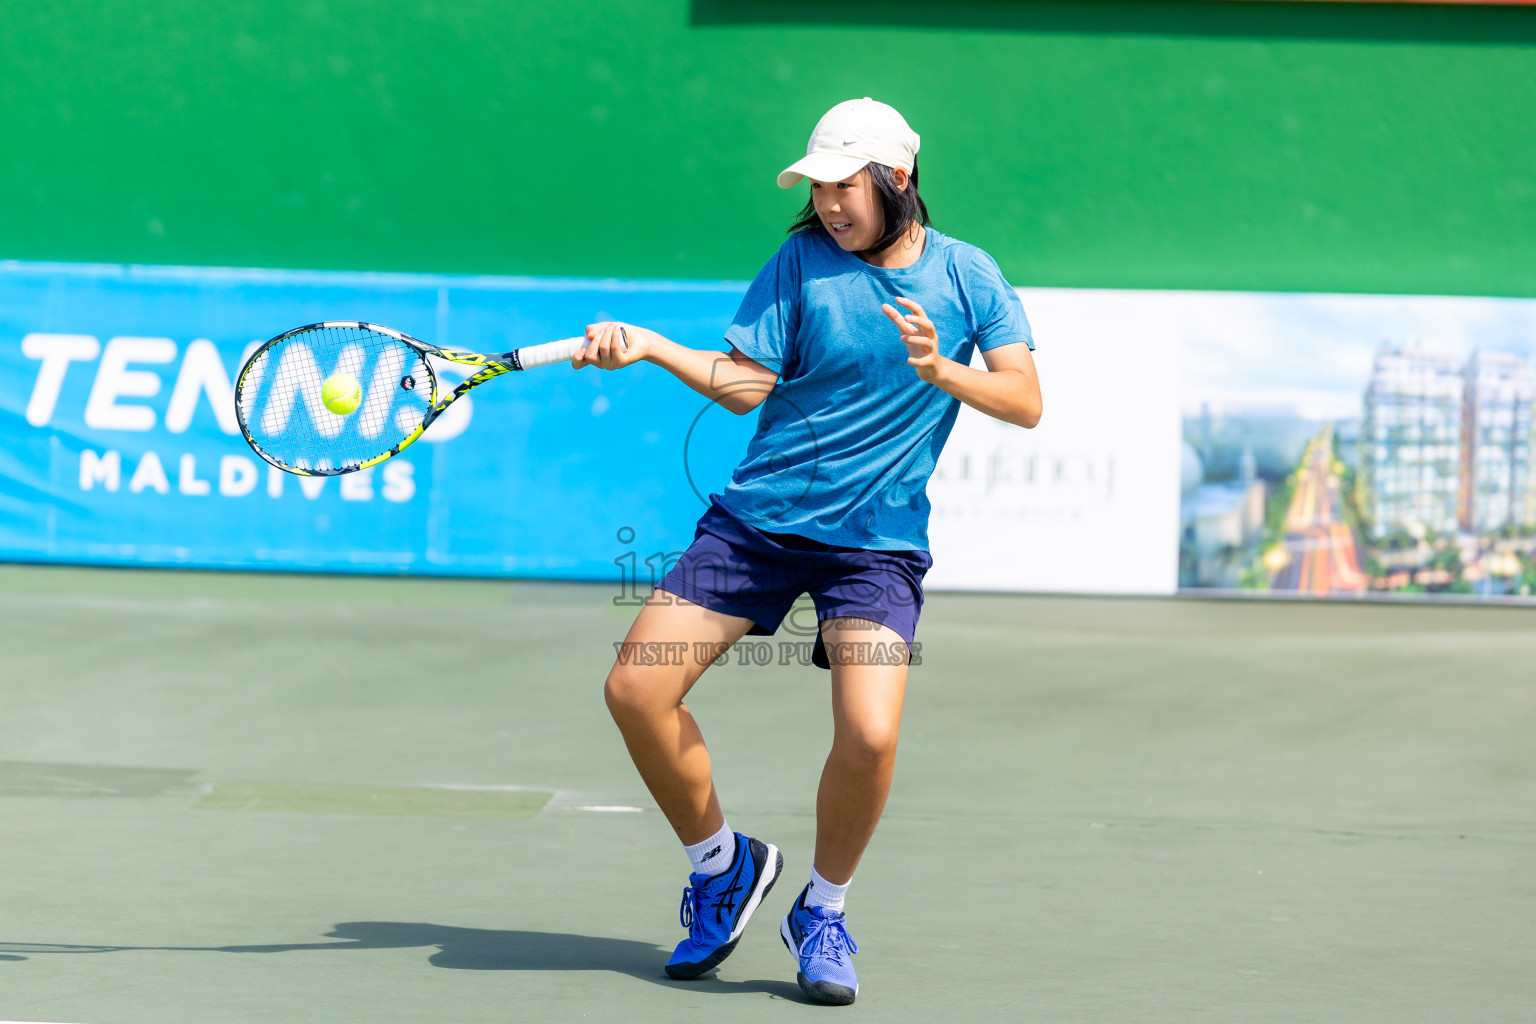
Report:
573,321,781,415
935,342,1042,428
881,298,1043,429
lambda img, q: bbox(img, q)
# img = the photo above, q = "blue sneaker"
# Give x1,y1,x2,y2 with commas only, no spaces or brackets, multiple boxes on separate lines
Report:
780,884,859,1005
664,833,782,979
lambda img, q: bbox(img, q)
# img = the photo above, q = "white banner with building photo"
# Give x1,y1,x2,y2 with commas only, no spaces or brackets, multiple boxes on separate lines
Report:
1178,290,1536,599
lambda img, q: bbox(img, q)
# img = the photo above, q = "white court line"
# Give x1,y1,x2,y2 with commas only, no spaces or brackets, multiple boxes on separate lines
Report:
399,792,556,798
400,785,647,809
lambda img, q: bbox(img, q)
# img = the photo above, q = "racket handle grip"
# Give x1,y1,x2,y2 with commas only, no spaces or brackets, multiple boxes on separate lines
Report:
512,330,631,371
513,335,587,370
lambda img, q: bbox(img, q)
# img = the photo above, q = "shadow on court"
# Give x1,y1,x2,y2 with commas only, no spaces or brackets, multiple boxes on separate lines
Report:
0,923,804,999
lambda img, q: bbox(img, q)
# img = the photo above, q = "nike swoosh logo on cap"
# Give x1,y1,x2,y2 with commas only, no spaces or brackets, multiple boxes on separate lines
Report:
842,139,856,145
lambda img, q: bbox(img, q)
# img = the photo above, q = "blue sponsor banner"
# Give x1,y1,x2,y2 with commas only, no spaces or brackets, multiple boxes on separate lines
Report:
0,260,755,579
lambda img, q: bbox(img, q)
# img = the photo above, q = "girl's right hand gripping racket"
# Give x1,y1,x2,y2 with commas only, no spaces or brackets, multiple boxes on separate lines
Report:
234,321,617,476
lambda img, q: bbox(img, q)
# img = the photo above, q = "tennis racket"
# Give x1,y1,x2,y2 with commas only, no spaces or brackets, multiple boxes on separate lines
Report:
234,320,620,476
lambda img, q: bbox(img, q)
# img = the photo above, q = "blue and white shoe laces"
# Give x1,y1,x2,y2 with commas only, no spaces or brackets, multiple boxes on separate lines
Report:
679,885,699,934
800,913,859,967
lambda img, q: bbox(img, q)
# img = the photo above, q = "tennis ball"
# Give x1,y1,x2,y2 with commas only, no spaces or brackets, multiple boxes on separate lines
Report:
322,372,362,415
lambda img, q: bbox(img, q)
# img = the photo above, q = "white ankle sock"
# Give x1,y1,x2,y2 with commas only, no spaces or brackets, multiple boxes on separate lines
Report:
684,822,735,877
806,864,849,913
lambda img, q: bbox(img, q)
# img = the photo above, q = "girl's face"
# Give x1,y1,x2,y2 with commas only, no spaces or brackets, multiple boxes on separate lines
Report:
810,169,884,252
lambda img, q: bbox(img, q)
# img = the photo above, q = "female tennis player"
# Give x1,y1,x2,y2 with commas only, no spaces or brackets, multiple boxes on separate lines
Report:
575,97,1041,1005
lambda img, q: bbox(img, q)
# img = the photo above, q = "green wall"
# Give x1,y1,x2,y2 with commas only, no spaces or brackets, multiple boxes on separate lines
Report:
2,1,1533,296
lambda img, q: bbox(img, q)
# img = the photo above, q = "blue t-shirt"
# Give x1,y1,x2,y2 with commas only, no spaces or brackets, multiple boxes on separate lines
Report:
719,226,1033,551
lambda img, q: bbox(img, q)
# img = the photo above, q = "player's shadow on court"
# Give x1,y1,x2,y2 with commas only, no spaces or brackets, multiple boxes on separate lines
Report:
224,920,796,991
299,921,801,996
2,922,802,999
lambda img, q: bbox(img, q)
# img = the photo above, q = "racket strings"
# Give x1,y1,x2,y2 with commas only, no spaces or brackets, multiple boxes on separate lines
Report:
238,326,433,473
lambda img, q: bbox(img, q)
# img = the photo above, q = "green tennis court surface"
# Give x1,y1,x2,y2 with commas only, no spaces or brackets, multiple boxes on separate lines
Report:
0,564,1530,1023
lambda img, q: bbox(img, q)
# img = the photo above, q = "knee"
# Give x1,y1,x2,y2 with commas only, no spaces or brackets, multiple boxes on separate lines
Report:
834,720,900,768
603,666,643,719
603,664,674,722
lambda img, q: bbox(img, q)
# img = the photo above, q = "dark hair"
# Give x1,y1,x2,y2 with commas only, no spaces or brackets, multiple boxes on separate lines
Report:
788,160,931,256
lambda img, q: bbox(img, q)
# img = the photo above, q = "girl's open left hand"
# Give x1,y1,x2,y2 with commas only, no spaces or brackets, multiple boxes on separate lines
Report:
881,297,943,383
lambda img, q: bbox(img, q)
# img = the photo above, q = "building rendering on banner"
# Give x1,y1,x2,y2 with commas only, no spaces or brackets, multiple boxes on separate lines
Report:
1360,348,1463,539
1360,346,1536,540
1179,442,1266,589
1459,351,1535,534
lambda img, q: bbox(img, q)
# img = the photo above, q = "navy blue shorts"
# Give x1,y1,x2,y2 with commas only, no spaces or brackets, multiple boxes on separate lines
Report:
657,496,932,670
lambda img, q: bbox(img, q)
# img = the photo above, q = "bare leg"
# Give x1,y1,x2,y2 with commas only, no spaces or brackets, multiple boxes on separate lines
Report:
812,618,909,884
603,593,754,846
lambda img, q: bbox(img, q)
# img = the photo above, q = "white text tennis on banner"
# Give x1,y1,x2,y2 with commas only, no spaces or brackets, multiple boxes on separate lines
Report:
20,333,472,441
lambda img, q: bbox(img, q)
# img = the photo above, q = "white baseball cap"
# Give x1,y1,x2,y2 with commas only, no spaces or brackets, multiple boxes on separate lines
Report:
777,98,920,189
